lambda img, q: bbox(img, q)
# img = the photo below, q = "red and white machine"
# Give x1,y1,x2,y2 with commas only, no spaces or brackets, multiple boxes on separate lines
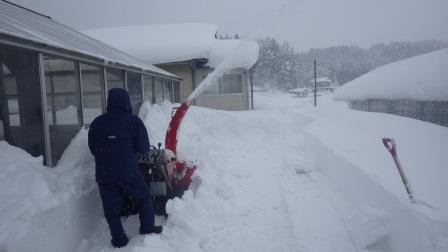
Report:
122,100,197,216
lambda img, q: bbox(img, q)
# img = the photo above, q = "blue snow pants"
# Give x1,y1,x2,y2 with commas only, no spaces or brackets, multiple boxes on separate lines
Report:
98,174,154,239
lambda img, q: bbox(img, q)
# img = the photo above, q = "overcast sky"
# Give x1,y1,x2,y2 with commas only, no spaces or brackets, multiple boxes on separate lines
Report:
10,0,448,51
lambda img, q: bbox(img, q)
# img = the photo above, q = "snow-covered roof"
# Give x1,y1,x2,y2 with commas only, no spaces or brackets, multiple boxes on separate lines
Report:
290,87,308,92
309,77,332,83
0,1,176,78
83,23,259,69
334,49,448,101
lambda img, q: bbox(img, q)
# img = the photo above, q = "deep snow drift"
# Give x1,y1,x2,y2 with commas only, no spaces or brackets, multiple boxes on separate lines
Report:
1,92,447,252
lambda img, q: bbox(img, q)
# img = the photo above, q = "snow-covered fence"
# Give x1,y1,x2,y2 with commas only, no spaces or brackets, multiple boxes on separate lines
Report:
349,99,448,127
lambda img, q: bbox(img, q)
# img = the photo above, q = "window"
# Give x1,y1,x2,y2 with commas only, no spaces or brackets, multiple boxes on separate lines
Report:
203,73,220,95
7,98,20,126
172,80,181,103
143,75,154,103
222,74,243,94
80,63,104,124
45,57,81,125
0,121,3,140
44,55,82,163
127,72,143,114
106,68,124,91
0,44,45,159
203,73,243,95
3,65,20,126
163,79,172,102
154,78,164,103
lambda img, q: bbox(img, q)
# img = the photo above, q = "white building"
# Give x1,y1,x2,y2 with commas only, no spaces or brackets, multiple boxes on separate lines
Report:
84,24,259,110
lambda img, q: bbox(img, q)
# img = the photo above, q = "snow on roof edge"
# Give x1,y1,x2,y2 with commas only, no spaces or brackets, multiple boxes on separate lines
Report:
0,1,178,79
83,24,260,70
334,48,448,102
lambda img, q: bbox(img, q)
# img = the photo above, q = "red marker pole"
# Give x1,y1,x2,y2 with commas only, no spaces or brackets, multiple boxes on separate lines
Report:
382,138,415,202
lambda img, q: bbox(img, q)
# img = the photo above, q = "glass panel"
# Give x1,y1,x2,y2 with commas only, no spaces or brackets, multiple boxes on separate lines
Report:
0,120,4,140
154,78,164,103
7,98,19,113
53,75,77,93
163,80,172,102
143,75,153,103
127,72,143,114
4,77,17,95
0,45,45,160
221,73,243,94
80,63,104,124
106,68,124,91
44,55,82,163
83,95,103,124
173,81,181,103
9,114,20,126
46,96,54,125
53,95,79,125
203,73,220,95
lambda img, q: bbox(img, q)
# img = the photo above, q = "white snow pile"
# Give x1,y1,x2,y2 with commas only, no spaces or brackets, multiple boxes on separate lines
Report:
0,130,103,252
83,23,259,69
334,48,448,101
1,93,448,252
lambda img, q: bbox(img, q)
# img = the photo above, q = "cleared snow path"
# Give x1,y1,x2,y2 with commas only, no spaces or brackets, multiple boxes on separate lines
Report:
85,103,411,252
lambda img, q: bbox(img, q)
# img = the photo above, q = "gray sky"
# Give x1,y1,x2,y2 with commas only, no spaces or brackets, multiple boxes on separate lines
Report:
10,0,448,51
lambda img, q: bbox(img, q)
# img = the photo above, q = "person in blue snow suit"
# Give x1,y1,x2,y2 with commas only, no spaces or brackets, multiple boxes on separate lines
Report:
88,88,162,248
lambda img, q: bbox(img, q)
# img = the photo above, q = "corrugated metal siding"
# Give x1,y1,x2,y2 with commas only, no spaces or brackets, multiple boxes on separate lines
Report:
157,64,193,101
349,99,448,127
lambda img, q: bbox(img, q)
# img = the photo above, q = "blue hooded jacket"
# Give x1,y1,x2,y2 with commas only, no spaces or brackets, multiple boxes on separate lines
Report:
88,88,150,183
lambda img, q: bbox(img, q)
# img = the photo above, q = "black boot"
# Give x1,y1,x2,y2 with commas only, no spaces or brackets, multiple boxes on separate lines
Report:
140,226,163,235
111,234,129,248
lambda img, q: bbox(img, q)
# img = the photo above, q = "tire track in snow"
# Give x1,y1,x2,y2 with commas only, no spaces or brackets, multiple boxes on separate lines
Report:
270,109,362,252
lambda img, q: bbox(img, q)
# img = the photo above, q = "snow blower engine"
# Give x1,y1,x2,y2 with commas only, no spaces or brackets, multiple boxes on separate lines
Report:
121,100,196,216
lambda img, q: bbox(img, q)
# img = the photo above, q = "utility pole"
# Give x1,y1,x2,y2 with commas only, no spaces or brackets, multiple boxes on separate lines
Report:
314,60,317,107
250,67,254,110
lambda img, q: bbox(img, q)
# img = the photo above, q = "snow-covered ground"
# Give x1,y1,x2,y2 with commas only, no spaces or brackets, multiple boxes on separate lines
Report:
1,91,447,252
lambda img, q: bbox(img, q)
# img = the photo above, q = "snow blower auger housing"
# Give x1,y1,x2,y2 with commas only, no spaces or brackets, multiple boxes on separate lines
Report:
121,100,197,216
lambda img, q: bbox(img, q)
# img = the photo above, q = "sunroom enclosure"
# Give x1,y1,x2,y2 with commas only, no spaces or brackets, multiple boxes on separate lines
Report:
0,43,180,167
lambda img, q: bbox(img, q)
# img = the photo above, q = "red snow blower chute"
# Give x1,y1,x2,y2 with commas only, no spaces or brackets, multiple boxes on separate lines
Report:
121,100,197,216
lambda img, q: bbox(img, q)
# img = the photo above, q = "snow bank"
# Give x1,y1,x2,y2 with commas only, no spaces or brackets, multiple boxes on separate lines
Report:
0,141,57,248
334,48,448,101
302,107,448,219
83,23,259,69
0,130,103,252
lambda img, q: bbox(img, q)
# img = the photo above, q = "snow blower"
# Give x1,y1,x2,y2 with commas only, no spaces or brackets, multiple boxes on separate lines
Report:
121,100,197,216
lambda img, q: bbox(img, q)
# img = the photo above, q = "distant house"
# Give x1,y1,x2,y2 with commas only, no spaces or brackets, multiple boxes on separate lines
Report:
289,87,309,97
309,77,337,92
84,24,259,111
0,1,179,166
334,49,448,127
